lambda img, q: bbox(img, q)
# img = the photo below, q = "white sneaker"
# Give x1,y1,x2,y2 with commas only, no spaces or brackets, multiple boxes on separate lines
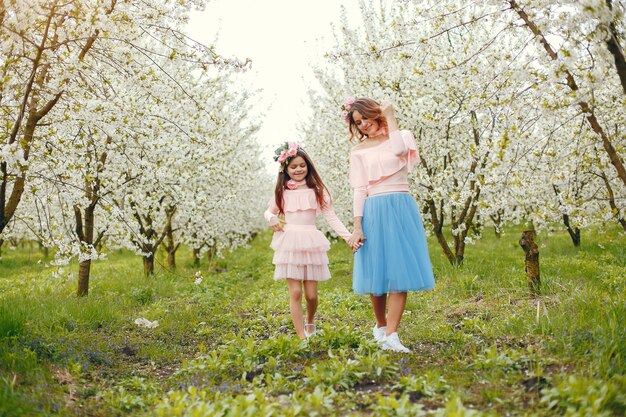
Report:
372,325,387,343
304,323,316,338
381,332,411,353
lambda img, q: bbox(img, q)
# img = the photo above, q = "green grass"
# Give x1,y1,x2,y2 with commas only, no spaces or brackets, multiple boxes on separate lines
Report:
0,225,625,416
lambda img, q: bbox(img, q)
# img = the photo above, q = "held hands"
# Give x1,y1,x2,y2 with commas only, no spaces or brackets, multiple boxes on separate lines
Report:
269,216,285,232
347,229,366,253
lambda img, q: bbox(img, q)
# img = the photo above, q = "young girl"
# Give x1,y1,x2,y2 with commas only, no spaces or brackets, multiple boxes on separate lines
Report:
264,142,352,340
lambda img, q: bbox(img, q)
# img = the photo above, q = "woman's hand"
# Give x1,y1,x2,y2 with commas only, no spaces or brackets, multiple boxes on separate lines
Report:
348,229,365,252
269,216,284,232
380,101,399,134
379,101,395,119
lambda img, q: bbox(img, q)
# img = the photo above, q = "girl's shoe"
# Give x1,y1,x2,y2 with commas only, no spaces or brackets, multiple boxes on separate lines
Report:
381,332,410,353
372,325,387,343
304,323,316,338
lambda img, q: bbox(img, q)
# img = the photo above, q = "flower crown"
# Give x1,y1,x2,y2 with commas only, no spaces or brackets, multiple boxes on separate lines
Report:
341,96,356,124
273,141,300,172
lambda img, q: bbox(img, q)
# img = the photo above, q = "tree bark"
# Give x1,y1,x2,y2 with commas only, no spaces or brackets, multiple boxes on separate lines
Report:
193,247,201,267
552,184,581,246
77,260,91,297
207,245,217,263
163,206,179,269
143,253,155,276
562,214,581,247
519,230,540,297
490,209,504,238
425,197,458,265
605,0,626,95
128,199,167,277
599,170,626,232
167,249,176,270
38,241,49,258
75,204,96,296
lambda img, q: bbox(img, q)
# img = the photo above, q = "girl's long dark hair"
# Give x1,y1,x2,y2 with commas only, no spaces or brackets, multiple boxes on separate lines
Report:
347,97,388,143
274,148,329,215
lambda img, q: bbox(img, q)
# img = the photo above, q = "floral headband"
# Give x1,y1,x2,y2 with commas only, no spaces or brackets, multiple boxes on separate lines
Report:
273,141,300,172
341,96,355,124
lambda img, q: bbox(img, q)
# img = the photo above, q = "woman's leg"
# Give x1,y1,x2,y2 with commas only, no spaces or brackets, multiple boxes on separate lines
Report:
287,279,305,339
303,280,318,325
370,294,388,328
385,292,407,335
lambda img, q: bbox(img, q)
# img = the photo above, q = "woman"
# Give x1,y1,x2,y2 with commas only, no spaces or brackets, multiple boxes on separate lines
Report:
345,97,435,353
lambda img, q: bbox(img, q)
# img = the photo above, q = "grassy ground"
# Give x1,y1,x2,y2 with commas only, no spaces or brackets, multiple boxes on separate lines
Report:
0,225,625,416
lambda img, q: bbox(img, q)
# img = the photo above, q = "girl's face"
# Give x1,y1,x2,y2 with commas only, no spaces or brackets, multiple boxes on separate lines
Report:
352,110,380,137
286,156,308,182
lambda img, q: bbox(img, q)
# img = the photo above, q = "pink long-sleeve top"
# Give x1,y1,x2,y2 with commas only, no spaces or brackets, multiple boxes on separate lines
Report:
264,188,351,240
349,129,420,217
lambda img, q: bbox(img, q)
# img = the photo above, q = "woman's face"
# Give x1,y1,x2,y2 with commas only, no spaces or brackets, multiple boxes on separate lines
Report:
352,110,380,137
286,156,308,182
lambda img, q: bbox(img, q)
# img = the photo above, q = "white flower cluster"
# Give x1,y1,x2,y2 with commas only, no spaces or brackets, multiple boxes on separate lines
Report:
134,318,159,329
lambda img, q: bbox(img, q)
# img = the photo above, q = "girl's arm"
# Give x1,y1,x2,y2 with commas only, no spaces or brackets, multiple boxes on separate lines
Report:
321,192,351,241
264,198,284,231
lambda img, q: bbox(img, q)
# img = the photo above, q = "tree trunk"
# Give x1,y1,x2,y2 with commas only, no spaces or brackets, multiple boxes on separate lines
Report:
490,209,504,238
207,245,217,263
605,0,626,95
38,241,49,258
167,250,176,270
74,200,98,296
519,230,540,297
143,252,155,276
599,171,626,232
562,214,581,247
193,247,201,267
453,234,465,266
77,260,91,296
163,206,178,270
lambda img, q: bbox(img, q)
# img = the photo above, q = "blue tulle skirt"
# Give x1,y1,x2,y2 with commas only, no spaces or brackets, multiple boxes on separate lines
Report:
353,192,435,295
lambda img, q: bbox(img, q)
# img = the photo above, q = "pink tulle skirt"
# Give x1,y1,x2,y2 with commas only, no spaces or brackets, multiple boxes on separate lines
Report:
270,224,331,281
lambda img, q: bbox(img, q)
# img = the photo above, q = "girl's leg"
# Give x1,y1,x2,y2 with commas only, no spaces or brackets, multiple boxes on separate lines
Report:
385,292,407,335
370,294,388,328
303,280,318,325
287,279,305,339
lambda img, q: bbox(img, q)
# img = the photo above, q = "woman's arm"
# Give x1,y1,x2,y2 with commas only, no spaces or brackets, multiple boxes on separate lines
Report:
381,101,412,157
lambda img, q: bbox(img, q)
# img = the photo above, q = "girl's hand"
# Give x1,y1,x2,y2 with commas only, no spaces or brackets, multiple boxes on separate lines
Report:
269,216,285,232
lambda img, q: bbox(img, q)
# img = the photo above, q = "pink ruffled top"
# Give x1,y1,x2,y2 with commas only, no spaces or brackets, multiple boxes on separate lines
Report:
264,188,351,240
349,129,420,217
